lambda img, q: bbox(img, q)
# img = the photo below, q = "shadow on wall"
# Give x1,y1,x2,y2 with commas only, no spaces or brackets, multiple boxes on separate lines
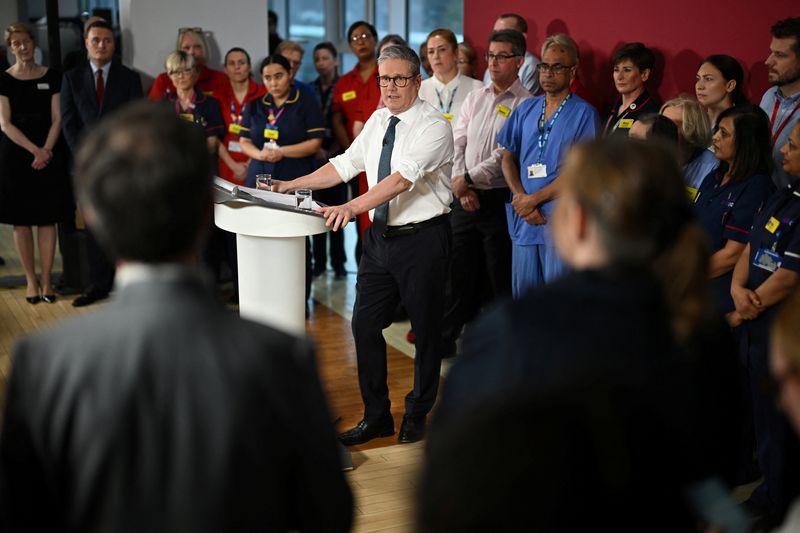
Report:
748,61,769,103
670,49,703,99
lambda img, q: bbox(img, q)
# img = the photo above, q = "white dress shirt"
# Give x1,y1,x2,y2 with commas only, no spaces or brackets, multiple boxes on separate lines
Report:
419,72,484,125
330,98,454,226
452,78,532,190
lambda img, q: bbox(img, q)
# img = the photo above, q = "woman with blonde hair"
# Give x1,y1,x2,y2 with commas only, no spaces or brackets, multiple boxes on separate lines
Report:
0,22,71,304
661,96,718,188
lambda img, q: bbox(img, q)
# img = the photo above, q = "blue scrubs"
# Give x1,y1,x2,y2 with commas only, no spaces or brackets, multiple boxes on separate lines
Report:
242,85,326,187
496,93,598,295
739,180,800,517
166,89,225,140
685,147,719,190
692,170,774,312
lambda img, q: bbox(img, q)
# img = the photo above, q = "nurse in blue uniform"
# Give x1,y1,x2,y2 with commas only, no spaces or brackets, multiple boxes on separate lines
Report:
240,55,326,188
729,121,800,526
692,105,774,315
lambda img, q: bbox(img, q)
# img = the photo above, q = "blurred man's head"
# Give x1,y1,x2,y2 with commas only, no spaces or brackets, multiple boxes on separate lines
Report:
74,102,212,263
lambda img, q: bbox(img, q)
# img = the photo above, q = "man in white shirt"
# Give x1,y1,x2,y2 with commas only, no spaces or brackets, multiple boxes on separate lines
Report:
441,29,532,357
482,13,540,95
270,45,454,445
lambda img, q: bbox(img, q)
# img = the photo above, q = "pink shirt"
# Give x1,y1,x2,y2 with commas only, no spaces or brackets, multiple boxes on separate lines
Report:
452,78,532,190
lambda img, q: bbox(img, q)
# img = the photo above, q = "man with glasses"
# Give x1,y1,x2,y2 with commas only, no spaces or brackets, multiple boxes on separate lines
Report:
441,29,532,358
61,19,143,307
269,45,454,445
497,33,598,296
481,13,539,94
147,27,227,101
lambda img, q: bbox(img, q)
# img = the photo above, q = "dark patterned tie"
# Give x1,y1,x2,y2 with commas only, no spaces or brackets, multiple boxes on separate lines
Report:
96,69,104,107
373,115,400,232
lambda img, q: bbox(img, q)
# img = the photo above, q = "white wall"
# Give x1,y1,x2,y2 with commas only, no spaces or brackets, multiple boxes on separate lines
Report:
119,0,269,90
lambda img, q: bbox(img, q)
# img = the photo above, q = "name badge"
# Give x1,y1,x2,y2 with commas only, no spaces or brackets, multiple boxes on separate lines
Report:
496,104,510,117
686,186,699,202
342,90,357,102
264,128,279,140
227,140,242,153
528,164,547,179
753,248,782,273
37,83,50,90
618,118,634,129
766,216,780,234
443,113,454,122
179,113,194,122
202,91,214,96
228,123,242,135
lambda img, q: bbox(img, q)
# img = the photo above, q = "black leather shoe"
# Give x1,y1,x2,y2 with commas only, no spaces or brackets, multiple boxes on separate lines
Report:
72,289,109,308
338,417,395,446
42,294,57,304
398,414,426,443
25,295,41,305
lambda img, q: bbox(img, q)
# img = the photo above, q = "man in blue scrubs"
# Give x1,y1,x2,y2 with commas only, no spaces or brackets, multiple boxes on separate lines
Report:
497,34,597,296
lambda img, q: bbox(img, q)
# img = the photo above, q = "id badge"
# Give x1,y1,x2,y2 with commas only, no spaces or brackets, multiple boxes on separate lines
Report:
618,118,634,129
766,216,780,234
37,83,50,90
227,140,242,153
264,128,279,140
528,164,547,179
686,186,699,202
443,113,454,122
179,113,194,122
342,90,357,102
228,123,242,135
753,248,782,272
496,104,510,117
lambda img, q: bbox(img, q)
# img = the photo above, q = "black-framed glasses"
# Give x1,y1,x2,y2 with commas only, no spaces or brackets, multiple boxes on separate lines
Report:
178,27,203,34
539,62,575,74
377,75,415,88
485,53,519,64
350,32,373,42
168,67,194,77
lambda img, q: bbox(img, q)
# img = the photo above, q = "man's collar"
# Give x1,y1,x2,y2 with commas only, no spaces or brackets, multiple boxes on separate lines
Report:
387,97,423,124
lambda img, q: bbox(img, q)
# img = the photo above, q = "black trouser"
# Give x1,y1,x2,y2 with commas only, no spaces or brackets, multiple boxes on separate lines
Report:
441,188,511,346
352,217,451,422
85,228,114,295
312,183,347,273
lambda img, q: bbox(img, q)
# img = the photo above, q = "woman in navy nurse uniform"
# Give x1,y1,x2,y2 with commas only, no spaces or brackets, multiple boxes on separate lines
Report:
692,105,774,317
729,121,800,527
240,55,325,188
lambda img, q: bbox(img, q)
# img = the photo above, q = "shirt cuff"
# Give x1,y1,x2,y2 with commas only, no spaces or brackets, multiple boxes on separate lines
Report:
394,158,424,185
329,154,357,183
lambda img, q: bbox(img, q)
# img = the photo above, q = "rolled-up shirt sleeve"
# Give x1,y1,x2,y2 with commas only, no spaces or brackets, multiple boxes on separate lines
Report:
329,125,368,183
395,119,454,187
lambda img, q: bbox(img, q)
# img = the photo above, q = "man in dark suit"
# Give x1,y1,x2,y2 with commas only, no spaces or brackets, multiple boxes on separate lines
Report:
61,19,143,307
0,102,353,533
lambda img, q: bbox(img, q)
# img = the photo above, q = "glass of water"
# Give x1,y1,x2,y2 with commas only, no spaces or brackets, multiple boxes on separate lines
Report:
255,173,272,189
296,189,312,209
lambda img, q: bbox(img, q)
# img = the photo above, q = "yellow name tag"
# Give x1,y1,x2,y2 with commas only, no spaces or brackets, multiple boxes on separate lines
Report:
202,91,213,96
264,128,279,140
766,217,781,234
443,113,454,122
342,90,357,102
179,113,194,122
228,123,242,135
686,186,699,202
618,118,634,129
496,104,510,117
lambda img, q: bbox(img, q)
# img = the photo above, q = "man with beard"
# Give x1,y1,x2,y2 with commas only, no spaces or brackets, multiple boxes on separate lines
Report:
761,17,800,188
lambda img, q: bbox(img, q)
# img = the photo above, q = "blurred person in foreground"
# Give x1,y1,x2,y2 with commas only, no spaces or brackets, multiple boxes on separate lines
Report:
0,102,352,533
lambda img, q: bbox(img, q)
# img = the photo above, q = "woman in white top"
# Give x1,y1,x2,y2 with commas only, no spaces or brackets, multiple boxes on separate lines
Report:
418,28,482,125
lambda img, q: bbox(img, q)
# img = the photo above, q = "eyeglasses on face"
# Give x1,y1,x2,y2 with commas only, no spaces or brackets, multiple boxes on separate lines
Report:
350,32,373,42
376,75,415,87
484,53,519,64
168,67,194,77
539,62,575,74
178,27,202,34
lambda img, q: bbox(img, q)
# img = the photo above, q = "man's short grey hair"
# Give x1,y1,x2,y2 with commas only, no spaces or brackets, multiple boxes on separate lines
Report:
377,45,420,77
541,33,579,65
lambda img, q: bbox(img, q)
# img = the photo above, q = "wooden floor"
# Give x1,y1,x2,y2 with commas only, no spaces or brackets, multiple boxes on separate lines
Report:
0,224,426,532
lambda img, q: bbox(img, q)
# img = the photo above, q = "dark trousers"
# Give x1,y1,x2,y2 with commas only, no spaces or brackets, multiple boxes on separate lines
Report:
85,228,114,294
312,182,347,273
352,218,451,422
442,189,511,345
740,314,800,523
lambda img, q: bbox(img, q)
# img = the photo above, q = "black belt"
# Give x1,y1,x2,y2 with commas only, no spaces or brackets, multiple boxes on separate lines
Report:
382,214,449,238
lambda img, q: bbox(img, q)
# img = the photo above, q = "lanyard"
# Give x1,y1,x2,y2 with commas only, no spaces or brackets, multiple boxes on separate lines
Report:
770,98,800,145
435,85,458,115
538,93,571,159
174,92,196,114
229,100,243,125
604,95,652,134
267,105,285,128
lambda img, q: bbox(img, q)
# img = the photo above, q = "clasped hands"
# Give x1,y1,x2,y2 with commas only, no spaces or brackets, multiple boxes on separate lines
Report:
258,145,284,163
31,146,53,170
727,285,764,327
511,192,546,225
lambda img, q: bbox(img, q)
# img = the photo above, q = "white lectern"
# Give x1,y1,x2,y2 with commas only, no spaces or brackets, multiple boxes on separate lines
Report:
213,181,328,335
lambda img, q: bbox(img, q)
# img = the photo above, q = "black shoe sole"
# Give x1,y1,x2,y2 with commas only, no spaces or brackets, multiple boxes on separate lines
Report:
338,427,395,446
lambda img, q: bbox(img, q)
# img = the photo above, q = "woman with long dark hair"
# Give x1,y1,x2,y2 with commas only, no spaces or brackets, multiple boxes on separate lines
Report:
695,54,749,127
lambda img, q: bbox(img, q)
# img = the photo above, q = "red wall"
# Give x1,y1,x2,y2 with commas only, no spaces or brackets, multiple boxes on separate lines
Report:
464,0,798,109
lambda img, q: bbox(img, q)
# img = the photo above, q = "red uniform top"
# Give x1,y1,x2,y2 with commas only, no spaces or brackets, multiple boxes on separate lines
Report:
331,63,381,233
148,65,229,101
217,79,267,183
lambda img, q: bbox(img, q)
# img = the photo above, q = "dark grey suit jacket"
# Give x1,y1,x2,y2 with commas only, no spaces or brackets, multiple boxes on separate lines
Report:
0,275,353,532
61,61,143,154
